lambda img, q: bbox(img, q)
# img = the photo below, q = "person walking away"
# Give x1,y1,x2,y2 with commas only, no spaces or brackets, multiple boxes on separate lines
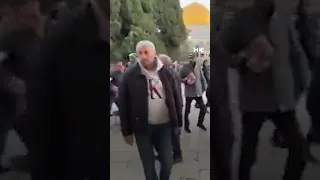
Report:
26,0,109,179
180,58,207,133
221,1,316,180
119,40,182,180
159,54,183,164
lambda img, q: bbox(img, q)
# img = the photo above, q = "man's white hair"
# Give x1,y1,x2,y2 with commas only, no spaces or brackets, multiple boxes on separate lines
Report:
158,54,172,64
135,40,156,53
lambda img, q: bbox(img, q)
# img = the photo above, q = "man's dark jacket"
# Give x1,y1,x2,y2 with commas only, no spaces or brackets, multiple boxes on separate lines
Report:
118,64,182,136
26,3,109,179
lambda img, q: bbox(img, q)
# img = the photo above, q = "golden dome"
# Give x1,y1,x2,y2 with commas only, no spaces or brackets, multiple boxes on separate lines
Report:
182,3,210,25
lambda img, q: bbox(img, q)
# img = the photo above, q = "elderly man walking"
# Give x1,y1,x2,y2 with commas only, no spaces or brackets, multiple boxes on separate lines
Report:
159,54,183,164
119,41,183,180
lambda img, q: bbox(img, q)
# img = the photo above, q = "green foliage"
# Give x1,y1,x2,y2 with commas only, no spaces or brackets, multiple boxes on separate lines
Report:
110,0,187,62
153,0,187,59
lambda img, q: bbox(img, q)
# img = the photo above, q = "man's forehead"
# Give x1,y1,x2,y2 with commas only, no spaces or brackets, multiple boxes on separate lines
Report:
139,47,153,51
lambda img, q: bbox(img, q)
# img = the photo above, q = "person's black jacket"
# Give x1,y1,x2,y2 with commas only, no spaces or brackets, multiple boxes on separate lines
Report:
110,70,123,87
118,64,182,136
26,3,109,179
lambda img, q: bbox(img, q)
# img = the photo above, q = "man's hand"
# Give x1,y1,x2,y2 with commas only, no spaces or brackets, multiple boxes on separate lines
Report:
124,135,134,146
174,127,181,135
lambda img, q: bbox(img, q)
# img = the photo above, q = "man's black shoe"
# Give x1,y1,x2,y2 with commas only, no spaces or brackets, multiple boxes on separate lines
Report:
197,123,207,131
173,154,183,164
184,127,191,133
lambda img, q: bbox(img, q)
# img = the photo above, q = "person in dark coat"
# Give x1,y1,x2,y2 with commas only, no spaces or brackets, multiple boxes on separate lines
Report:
159,54,183,164
26,0,109,179
110,61,124,115
119,40,182,180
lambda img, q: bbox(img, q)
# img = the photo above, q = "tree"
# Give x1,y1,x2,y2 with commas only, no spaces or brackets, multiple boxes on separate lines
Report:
153,0,187,60
110,0,166,62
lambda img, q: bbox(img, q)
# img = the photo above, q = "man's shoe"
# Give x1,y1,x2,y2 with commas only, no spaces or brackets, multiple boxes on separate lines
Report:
197,123,207,131
173,154,183,164
184,127,191,133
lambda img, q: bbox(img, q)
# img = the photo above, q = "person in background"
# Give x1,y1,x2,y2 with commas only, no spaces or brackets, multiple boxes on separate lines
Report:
128,52,137,69
195,59,210,108
119,40,182,180
110,61,124,115
159,54,183,164
180,58,207,133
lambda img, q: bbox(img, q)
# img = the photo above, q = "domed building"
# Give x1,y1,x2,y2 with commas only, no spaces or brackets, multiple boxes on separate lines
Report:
182,2,210,56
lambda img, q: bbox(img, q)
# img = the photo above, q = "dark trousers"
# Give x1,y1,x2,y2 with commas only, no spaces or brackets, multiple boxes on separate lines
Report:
155,130,182,156
135,123,173,180
184,96,206,128
239,110,307,180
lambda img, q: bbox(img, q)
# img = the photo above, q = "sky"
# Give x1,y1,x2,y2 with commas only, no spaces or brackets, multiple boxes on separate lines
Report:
180,0,210,10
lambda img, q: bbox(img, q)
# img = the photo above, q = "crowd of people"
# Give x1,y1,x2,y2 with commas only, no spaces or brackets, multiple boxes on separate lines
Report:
1,0,320,180
109,40,210,180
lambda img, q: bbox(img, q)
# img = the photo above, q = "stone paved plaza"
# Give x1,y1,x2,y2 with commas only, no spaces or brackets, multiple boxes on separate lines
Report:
110,98,211,180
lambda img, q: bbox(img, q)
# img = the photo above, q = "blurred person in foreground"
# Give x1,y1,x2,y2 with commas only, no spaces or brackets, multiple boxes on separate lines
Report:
180,57,207,133
119,40,182,180
295,0,320,143
222,0,315,180
0,0,47,172
159,54,183,164
26,0,109,179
